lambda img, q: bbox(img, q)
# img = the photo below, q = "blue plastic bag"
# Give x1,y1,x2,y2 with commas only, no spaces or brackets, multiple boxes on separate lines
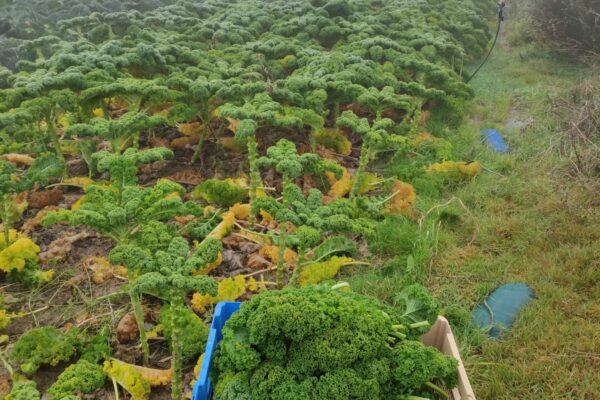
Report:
483,128,509,153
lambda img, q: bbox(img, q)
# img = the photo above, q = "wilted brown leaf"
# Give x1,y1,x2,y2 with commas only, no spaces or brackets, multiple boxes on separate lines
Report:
178,122,202,136
1,153,34,166
170,136,199,150
315,145,340,160
226,118,239,133
0,375,9,398
166,169,203,185
149,136,170,148
39,231,93,263
247,253,271,270
222,235,248,250
135,365,173,386
117,312,138,344
82,256,127,284
28,188,63,209
22,206,59,234
174,215,196,225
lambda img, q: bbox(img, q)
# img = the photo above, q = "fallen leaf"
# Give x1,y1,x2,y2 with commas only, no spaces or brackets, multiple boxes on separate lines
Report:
61,176,96,189
149,136,170,148
1,153,34,166
385,180,416,216
135,364,173,387
0,375,9,398
103,358,151,400
222,249,244,271
226,118,239,133
165,170,203,185
117,312,138,344
191,275,247,314
82,256,127,284
177,122,202,136
28,188,63,209
229,203,250,220
315,145,339,160
259,244,297,266
221,235,248,250
170,136,199,150
22,206,59,234
39,231,93,263
174,215,196,225
247,253,271,270
219,137,244,152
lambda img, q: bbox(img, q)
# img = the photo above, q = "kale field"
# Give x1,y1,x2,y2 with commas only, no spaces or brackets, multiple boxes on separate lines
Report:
5,0,597,399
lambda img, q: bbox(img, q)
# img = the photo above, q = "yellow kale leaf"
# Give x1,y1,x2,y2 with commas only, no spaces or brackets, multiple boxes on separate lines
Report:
385,180,416,216
207,211,235,240
259,244,297,266
103,358,151,400
191,275,247,314
427,161,481,179
229,203,251,220
313,128,353,156
326,167,352,198
0,237,40,273
299,256,354,287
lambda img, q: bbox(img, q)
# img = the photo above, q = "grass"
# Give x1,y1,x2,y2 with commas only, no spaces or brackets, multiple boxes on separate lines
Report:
347,23,600,400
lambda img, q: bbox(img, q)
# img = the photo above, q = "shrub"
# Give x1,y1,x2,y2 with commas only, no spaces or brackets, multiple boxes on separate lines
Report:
528,0,600,58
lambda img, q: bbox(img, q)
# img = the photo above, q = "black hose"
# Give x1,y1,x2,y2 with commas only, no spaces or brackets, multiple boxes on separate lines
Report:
465,2,506,83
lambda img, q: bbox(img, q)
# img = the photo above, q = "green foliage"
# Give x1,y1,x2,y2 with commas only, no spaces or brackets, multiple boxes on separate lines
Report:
110,236,220,292
42,148,196,242
10,327,78,374
529,0,600,57
48,359,105,399
1,154,64,251
193,179,247,207
7,379,41,400
369,216,419,257
187,212,221,242
312,235,358,262
78,327,112,364
159,304,209,363
213,286,455,399
391,340,458,394
256,139,342,181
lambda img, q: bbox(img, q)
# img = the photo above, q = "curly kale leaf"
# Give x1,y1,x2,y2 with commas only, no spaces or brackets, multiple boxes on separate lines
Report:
10,327,79,374
48,359,105,399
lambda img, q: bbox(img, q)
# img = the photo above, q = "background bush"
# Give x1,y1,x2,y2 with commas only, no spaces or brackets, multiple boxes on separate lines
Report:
526,0,600,58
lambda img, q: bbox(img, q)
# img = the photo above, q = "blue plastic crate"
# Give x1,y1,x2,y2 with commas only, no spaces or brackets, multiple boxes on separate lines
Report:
192,301,242,400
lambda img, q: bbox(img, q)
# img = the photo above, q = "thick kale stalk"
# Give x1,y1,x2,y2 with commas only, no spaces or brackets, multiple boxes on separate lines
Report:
253,139,342,288
337,111,406,200
115,235,218,400
42,148,202,365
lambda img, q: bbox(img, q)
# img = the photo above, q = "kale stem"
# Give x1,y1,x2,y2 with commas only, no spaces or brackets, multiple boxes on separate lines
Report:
350,145,371,200
425,381,450,399
289,246,305,287
127,272,150,365
247,134,261,226
1,196,11,249
191,109,210,164
169,294,184,400
276,222,288,289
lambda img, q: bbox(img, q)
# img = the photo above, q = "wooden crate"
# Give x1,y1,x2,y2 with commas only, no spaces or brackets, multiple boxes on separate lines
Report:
421,316,476,400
